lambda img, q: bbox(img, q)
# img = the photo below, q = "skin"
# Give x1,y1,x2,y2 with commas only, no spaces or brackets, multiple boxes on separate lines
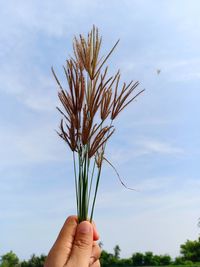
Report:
45,216,101,267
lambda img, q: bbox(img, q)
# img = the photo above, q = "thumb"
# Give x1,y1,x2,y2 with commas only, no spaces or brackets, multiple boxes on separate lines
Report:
67,221,93,267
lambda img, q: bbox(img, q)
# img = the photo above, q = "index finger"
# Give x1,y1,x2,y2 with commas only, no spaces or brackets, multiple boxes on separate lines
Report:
45,215,78,267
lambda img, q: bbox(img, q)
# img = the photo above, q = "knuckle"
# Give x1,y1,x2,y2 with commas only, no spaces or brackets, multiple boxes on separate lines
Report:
90,244,101,265
93,243,101,258
74,236,91,250
63,239,73,252
97,246,101,257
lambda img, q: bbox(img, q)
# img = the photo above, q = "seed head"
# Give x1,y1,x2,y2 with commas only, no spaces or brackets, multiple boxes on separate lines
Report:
52,26,144,158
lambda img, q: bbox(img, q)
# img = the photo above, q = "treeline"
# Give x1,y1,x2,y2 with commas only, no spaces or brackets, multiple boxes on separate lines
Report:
0,253,46,267
101,250,198,266
100,237,200,266
1,237,200,267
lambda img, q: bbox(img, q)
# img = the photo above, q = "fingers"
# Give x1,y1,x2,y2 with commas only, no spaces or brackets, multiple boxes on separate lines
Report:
45,216,100,267
89,242,101,265
92,222,99,241
45,216,78,267
66,221,93,267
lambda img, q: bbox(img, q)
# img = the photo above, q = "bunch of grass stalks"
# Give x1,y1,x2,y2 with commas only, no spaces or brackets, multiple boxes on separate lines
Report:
52,26,144,223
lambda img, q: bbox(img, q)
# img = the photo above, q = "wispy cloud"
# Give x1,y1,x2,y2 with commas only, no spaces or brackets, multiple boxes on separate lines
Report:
137,139,184,155
96,175,200,258
0,60,58,112
0,122,70,168
107,138,184,166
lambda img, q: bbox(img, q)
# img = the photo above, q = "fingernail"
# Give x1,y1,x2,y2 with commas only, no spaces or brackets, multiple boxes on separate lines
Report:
78,221,92,234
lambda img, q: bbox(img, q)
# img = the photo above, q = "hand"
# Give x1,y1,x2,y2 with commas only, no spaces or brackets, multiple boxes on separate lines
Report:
45,216,101,267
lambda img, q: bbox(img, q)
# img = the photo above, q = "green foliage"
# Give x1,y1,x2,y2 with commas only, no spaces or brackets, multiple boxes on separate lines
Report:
114,245,121,260
20,254,46,267
183,260,195,266
2,238,200,267
174,256,185,265
132,252,144,266
180,237,200,262
0,253,46,267
0,251,19,267
100,250,115,266
118,258,132,266
144,251,154,266
131,251,172,266
152,255,162,266
159,254,172,265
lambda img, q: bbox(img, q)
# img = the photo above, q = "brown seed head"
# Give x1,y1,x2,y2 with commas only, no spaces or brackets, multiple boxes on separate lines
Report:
73,26,101,80
111,80,144,120
52,26,144,157
100,88,112,120
88,126,115,158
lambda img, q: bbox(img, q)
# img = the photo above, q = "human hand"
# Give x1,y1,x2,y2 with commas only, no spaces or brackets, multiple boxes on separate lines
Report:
45,216,101,267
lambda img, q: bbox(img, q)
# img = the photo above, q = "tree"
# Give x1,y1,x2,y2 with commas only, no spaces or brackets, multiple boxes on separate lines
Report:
143,251,154,266
159,254,171,265
180,237,200,262
113,245,121,259
132,252,144,266
118,258,132,266
100,250,115,266
20,254,46,267
0,251,19,267
151,255,161,266
174,256,184,265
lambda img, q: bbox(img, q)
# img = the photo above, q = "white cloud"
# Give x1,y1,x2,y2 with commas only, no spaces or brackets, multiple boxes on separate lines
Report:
94,175,200,258
1,173,199,260
17,74,58,112
0,122,70,168
154,58,200,82
107,138,184,167
0,0,99,39
138,139,184,155
0,60,58,112
98,207,199,258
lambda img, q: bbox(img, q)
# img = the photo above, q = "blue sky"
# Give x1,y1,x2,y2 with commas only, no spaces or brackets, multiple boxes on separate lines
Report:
0,0,200,260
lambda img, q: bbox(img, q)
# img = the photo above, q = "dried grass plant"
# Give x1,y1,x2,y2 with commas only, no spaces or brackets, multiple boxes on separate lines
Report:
52,26,144,223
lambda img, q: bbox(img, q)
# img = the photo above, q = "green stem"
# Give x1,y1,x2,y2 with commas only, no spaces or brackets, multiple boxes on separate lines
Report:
78,151,83,222
85,151,90,216
78,145,90,222
73,151,78,215
90,165,102,222
90,120,113,222
82,152,87,221
87,159,96,212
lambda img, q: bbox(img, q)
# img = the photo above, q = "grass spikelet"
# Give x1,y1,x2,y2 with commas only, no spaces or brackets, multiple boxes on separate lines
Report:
52,26,144,222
